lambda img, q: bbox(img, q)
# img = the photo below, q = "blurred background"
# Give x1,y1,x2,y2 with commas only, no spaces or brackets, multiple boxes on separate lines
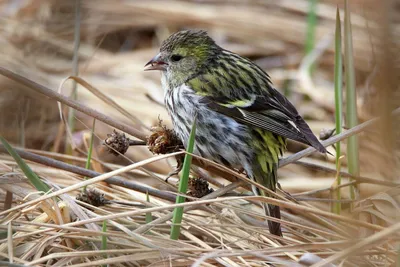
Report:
0,0,399,207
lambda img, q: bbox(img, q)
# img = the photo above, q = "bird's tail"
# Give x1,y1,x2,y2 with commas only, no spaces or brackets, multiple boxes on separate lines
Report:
264,202,282,236
251,165,283,237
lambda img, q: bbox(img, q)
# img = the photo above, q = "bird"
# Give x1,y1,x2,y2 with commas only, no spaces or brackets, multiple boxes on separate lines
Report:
145,30,326,236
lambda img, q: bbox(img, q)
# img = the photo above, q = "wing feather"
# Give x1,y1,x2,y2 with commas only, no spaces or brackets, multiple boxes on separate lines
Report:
200,92,326,153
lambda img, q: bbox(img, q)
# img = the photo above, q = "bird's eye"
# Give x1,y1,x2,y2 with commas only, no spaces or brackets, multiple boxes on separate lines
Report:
171,54,183,62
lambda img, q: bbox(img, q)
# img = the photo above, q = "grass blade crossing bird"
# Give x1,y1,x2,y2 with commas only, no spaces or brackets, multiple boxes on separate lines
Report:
145,30,326,236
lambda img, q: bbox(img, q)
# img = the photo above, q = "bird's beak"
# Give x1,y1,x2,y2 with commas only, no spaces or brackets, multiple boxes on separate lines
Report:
144,53,167,71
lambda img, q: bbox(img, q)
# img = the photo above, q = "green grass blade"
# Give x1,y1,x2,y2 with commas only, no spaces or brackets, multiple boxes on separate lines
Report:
66,0,81,154
145,191,152,224
85,119,96,171
332,7,343,214
344,0,360,201
83,119,96,191
0,136,50,193
170,117,197,240
305,0,318,54
305,0,318,73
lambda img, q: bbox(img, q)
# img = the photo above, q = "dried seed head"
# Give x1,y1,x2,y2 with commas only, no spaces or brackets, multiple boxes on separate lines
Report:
76,188,108,207
187,177,214,198
147,119,183,154
104,129,130,156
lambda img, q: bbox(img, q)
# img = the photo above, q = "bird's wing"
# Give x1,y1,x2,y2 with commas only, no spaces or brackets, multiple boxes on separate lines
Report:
199,88,327,153
185,49,326,153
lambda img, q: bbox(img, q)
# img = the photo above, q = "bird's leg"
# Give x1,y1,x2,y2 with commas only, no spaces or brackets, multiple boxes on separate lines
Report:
277,182,298,202
165,154,184,183
165,168,180,183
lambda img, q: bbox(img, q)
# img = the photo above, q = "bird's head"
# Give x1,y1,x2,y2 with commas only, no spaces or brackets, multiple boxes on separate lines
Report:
145,30,221,86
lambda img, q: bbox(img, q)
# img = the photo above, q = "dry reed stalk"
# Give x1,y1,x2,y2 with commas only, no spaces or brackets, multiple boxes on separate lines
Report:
0,0,398,266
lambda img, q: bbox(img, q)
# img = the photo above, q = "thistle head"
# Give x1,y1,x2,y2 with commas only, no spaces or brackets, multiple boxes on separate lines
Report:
145,30,221,86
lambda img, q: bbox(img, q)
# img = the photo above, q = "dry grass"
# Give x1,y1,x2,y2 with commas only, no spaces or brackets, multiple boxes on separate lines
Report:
0,0,399,266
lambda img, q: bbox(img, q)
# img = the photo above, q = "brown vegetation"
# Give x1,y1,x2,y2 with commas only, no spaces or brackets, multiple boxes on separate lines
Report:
0,0,399,266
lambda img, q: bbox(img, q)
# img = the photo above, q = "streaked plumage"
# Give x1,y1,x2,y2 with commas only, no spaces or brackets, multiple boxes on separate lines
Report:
145,30,326,236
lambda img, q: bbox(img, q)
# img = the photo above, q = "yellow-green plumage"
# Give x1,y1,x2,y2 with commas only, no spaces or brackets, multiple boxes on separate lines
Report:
254,130,286,174
145,30,326,236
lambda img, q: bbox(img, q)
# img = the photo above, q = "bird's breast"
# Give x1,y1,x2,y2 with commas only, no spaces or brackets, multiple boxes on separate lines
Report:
164,83,203,130
163,83,254,171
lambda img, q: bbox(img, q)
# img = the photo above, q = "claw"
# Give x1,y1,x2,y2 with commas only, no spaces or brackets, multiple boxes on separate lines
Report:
165,156,184,183
165,168,181,183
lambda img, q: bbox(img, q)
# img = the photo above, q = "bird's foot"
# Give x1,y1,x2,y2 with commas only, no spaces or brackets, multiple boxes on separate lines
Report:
165,156,184,183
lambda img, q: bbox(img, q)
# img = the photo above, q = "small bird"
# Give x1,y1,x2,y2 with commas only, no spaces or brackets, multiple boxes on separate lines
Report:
145,30,326,236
